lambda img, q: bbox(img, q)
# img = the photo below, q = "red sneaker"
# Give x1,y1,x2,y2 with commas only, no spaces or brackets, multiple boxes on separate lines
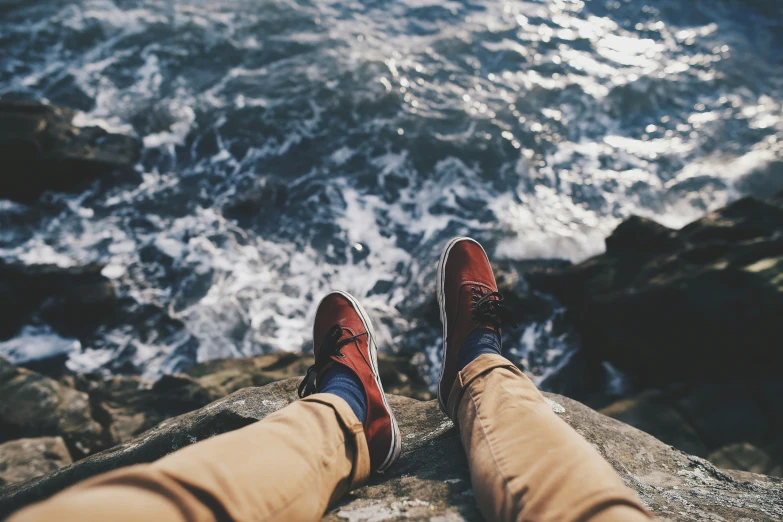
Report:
298,291,401,472
437,237,512,414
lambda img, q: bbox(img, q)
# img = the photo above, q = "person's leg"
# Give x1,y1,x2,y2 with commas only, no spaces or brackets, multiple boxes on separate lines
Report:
437,237,653,522
8,394,370,522
447,354,652,522
10,290,401,522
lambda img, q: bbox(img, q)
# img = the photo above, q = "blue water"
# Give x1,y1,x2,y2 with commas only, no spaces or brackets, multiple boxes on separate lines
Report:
1,0,781,386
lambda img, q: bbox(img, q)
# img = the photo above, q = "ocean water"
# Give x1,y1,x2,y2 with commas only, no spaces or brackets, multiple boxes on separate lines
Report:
1,0,781,387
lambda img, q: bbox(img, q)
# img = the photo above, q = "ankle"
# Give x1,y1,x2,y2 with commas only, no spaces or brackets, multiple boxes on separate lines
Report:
457,328,501,371
320,365,368,425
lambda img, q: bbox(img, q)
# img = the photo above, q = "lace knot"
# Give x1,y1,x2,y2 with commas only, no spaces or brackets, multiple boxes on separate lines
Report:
470,290,518,328
298,325,367,398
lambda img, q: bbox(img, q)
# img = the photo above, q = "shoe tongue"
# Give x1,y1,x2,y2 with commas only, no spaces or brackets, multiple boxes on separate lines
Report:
316,359,339,381
472,283,495,294
474,321,500,333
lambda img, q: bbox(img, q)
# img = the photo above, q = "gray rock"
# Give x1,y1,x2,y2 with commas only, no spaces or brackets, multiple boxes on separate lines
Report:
0,437,72,486
1,378,780,521
0,358,105,460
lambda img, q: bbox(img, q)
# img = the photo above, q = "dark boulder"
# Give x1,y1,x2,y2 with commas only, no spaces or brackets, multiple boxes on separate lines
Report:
1,377,780,521
0,358,105,460
0,260,116,342
600,378,783,478
709,443,783,478
221,176,289,228
0,100,141,203
526,195,783,386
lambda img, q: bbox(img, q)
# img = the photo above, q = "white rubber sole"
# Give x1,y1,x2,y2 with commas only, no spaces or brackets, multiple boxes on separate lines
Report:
436,237,495,414
315,290,402,472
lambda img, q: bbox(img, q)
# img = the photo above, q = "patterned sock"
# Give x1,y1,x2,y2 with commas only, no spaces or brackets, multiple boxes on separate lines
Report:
320,364,367,425
457,328,502,371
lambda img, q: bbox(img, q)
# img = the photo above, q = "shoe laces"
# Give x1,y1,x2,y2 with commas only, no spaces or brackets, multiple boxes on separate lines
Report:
298,324,367,398
470,287,518,328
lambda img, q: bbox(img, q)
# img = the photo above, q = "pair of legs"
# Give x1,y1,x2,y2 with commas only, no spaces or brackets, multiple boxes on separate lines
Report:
8,238,652,522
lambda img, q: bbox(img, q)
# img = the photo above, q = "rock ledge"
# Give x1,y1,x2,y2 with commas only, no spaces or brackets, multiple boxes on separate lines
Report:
1,378,780,522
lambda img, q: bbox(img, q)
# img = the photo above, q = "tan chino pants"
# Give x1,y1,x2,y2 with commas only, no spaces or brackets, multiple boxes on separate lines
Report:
8,355,652,522
447,354,651,522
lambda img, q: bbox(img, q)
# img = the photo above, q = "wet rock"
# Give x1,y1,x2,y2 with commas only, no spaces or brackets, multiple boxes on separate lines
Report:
221,176,288,227
0,358,105,460
709,443,783,478
0,100,140,202
493,259,573,324
600,389,709,458
350,242,370,263
526,195,783,386
0,437,72,486
0,0,27,11
1,377,780,521
0,100,141,203
0,260,117,343
600,379,783,478
735,160,783,201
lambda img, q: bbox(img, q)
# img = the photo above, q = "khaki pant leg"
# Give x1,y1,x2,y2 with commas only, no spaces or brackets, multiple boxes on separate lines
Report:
8,394,370,522
448,354,653,522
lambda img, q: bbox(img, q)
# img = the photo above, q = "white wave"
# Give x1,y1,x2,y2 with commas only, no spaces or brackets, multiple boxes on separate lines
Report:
0,326,81,365
1,0,780,384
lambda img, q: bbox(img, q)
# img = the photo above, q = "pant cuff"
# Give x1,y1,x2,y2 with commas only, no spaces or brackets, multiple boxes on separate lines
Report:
447,353,522,422
301,394,371,489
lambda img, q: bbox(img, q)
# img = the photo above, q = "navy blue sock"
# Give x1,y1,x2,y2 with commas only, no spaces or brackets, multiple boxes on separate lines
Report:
320,365,367,425
457,328,502,371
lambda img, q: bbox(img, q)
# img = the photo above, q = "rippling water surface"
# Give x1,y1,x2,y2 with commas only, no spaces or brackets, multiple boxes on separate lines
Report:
1,0,782,385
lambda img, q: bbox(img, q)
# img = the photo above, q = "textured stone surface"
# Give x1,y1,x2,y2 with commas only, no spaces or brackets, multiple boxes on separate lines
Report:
0,438,72,486
0,359,105,460
1,378,780,521
68,351,432,447
0,349,431,487
174,350,432,401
